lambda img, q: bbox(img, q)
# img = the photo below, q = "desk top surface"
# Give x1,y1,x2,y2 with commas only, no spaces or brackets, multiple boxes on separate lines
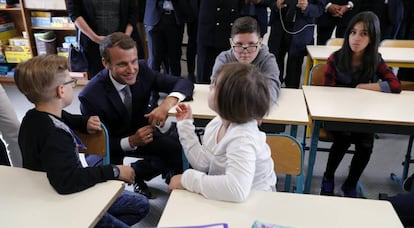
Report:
0,165,124,227
158,189,403,228
170,84,309,126
307,45,414,63
302,85,414,126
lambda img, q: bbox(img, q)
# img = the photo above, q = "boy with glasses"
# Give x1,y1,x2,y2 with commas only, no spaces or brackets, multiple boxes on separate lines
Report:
210,16,281,105
15,55,149,227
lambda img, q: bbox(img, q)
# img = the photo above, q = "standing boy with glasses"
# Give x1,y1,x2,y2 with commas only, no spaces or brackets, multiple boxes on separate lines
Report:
15,55,149,227
210,16,281,105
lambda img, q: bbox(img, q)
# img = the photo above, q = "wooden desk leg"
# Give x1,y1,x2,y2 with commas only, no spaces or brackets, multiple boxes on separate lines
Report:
303,55,313,85
304,120,321,193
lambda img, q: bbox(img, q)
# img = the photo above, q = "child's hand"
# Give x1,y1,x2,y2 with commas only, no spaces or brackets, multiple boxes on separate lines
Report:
117,165,135,184
175,103,192,121
87,116,102,134
168,174,184,191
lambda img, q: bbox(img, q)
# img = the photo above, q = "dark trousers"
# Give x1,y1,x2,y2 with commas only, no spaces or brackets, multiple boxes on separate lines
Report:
269,21,305,88
96,190,149,227
0,139,10,166
148,13,184,76
185,20,198,82
130,129,183,183
86,130,183,183
317,23,347,45
285,54,305,88
196,46,225,84
388,193,414,226
84,42,104,79
324,131,374,188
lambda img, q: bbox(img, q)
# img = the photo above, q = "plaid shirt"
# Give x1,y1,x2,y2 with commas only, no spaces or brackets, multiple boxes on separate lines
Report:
324,52,402,93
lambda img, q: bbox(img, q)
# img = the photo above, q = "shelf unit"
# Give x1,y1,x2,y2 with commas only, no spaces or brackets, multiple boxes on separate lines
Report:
0,1,29,82
0,0,75,57
23,0,75,56
0,5,29,40
0,0,85,84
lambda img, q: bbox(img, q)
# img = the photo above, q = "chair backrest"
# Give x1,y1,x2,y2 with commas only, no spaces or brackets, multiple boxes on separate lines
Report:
73,123,110,165
380,39,414,48
308,63,327,86
267,133,304,193
308,63,335,142
326,38,344,46
379,39,414,91
401,81,414,91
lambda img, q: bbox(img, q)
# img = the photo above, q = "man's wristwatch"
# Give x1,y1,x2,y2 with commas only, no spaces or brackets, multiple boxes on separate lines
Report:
112,165,120,179
347,1,354,9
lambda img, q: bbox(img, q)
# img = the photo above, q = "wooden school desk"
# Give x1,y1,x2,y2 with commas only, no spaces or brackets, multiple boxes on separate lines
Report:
158,189,403,227
302,86,414,193
304,45,414,85
0,165,124,227
169,84,309,137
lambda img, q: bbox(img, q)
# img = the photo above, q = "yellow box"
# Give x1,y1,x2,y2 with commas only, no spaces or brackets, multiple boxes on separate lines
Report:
24,0,66,10
57,47,68,58
5,46,32,63
0,29,18,45
57,51,68,58
31,11,52,17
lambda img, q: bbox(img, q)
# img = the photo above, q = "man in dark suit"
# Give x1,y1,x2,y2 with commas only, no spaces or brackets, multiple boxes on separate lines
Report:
316,0,358,45
359,0,404,40
79,32,194,198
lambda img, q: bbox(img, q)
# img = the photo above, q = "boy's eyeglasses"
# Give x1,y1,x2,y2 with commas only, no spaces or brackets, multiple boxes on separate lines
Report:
63,79,78,88
231,40,260,54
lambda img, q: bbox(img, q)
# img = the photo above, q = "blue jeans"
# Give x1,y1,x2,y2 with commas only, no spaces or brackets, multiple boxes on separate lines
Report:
95,190,149,227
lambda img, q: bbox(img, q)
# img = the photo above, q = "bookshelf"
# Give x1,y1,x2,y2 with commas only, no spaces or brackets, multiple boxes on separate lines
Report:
0,0,84,85
23,0,75,56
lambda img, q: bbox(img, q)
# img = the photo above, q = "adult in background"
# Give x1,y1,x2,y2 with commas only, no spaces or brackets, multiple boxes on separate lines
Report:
358,0,404,40
67,0,145,79
179,0,198,82
268,0,325,88
79,32,194,198
316,0,358,45
144,0,185,76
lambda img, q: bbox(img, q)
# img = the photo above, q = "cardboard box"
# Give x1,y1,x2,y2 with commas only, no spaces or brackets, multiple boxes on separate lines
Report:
57,47,68,57
0,29,18,45
9,37,30,47
31,17,51,27
51,17,74,28
0,22,14,32
31,11,51,17
24,0,66,10
5,46,32,63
